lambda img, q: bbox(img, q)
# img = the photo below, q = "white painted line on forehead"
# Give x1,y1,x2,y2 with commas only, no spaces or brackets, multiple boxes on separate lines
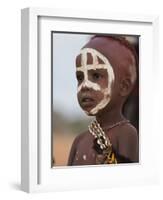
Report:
76,48,115,83
81,49,87,66
77,48,110,69
82,48,109,64
76,64,108,72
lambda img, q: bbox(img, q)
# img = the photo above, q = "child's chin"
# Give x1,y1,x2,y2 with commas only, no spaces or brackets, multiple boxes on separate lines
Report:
86,112,95,116
84,106,107,116
83,109,96,116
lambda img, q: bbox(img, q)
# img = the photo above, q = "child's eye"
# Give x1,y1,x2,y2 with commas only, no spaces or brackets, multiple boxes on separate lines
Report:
76,74,84,82
92,72,102,80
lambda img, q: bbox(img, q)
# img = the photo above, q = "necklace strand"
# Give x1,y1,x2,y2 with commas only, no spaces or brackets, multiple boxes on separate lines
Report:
88,119,129,150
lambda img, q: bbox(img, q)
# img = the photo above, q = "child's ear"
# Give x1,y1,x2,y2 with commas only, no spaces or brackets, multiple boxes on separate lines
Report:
119,77,132,96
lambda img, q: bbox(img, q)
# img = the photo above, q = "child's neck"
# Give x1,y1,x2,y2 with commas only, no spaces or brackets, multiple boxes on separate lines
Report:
95,105,125,129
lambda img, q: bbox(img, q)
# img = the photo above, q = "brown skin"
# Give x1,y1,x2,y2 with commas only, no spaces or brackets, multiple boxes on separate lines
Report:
76,69,107,115
68,124,138,165
68,36,138,165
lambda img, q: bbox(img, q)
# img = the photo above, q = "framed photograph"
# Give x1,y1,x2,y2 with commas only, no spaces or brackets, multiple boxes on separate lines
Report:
21,7,159,193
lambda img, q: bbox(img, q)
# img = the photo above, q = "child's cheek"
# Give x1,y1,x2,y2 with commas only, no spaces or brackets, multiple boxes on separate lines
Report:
77,90,105,113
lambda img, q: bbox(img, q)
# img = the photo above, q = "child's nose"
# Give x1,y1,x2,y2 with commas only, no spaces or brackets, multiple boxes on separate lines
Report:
81,80,91,92
81,85,90,92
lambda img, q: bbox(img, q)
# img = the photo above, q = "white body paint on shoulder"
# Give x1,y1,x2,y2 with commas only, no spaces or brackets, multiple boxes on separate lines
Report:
77,48,115,115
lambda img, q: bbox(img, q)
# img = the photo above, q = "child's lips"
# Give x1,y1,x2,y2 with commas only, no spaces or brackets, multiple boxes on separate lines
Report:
82,97,94,102
81,97,95,107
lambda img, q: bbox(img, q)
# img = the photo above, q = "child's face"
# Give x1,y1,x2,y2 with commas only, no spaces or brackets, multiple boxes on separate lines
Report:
76,48,115,115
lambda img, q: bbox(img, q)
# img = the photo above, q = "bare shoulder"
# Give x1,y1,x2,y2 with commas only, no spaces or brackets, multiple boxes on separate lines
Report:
117,122,138,139
67,131,89,165
72,130,89,146
116,123,139,162
75,130,89,140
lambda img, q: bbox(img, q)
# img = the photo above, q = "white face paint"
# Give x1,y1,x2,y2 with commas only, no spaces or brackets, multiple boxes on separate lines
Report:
77,48,115,115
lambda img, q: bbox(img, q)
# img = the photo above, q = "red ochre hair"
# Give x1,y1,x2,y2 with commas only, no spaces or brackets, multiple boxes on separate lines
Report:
91,35,139,73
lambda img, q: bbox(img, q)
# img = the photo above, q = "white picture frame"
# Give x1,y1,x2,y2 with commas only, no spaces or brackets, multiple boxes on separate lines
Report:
21,7,159,193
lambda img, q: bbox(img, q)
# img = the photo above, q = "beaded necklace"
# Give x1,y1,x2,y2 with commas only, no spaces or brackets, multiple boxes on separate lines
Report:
88,119,129,164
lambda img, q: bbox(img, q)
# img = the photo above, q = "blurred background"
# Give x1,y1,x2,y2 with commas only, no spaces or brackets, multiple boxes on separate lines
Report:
52,33,139,166
52,33,93,166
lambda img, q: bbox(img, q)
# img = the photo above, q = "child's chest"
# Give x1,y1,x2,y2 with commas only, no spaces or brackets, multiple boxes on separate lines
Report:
72,134,96,165
72,131,119,165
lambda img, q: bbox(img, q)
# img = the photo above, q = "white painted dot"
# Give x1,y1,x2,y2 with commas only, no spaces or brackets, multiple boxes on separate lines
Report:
83,155,87,160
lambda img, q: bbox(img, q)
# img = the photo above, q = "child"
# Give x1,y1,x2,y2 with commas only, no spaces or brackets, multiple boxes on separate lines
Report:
68,35,139,165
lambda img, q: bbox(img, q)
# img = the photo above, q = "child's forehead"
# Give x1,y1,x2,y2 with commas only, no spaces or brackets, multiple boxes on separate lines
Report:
76,37,135,70
76,50,106,68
